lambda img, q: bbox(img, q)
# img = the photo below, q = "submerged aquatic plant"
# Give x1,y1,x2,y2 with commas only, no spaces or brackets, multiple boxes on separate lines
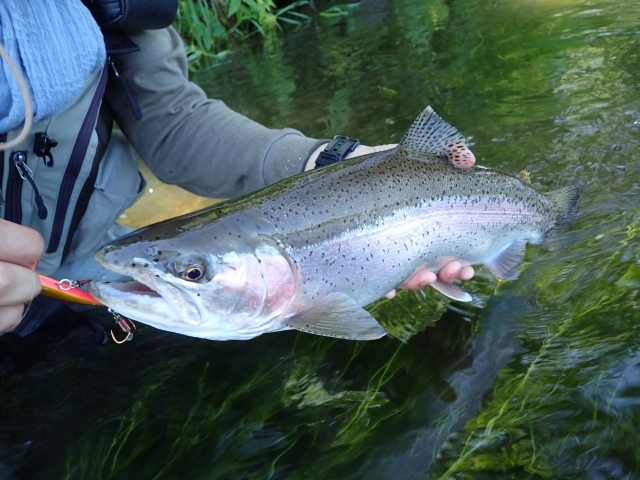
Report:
431,210,640,478
52,285,487,479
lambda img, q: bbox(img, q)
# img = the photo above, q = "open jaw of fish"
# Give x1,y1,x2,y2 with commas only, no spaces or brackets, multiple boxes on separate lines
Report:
89,106,579,342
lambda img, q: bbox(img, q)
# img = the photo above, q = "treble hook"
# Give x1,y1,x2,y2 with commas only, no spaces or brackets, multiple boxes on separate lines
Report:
109,309,137,344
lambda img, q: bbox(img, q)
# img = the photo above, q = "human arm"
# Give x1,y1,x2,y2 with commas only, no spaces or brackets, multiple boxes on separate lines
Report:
105,27,325,198
0,220,44,332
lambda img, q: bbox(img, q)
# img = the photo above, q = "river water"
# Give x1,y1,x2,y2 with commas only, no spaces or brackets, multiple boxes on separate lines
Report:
2,0,640,478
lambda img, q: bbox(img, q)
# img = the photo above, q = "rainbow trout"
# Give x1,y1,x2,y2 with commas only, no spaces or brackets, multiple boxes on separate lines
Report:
88,107,578,341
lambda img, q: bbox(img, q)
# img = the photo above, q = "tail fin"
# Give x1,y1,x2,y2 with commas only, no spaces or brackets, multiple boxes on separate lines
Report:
547,185,580,225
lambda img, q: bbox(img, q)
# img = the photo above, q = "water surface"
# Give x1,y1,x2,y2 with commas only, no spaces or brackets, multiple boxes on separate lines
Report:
2,0,640,478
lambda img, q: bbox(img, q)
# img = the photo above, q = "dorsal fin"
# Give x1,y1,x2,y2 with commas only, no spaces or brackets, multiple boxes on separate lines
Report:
399,106,473,166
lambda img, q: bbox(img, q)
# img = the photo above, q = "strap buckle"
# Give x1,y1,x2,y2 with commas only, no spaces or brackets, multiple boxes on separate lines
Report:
315,135,361,167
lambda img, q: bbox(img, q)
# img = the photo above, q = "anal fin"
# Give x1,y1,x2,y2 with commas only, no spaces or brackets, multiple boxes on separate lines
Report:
484,239,528,280
284,293,387,340
430,280,473,302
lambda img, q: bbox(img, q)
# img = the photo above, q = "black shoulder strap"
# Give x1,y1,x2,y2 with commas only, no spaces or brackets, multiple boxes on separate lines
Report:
103,30,140,56
81,0,178,31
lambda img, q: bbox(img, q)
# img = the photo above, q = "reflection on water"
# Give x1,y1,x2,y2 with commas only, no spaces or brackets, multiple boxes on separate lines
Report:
1,0,640,478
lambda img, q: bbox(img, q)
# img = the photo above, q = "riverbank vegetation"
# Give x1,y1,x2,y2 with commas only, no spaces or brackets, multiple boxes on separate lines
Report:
174,0,349,66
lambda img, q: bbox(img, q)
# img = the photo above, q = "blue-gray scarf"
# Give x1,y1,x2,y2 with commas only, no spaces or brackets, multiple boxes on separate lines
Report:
0,0,105,132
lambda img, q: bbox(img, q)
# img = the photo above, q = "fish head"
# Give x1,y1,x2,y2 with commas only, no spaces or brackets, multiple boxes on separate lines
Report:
89,213,298,340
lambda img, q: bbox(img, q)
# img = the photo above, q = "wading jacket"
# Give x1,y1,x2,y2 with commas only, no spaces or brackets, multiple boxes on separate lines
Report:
0,27,323,275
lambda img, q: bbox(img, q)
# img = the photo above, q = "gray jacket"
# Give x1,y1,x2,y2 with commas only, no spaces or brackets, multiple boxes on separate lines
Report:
0,27,323,275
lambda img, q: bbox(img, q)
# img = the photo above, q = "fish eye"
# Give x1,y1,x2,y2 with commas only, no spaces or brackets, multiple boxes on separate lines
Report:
182,264,205,282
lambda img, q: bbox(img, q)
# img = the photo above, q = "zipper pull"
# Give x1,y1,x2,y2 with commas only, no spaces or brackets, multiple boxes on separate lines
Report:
33,132,58,167
12,151,48,220
108,57,142,120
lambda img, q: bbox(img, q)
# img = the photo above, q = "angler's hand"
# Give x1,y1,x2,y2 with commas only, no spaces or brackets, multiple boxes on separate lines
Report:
385,262,475,299
0,220,44,332
305,143,476,170
305,144,397,170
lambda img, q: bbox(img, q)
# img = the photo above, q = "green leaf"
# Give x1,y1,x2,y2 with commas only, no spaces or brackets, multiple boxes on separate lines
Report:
228,0,242,17
320,5,350,18
275,0,309,16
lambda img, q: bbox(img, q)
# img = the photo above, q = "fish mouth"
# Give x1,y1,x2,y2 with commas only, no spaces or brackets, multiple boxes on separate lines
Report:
88,279,164,318
89,277,202,328
90,280,161,298
90,250,202,327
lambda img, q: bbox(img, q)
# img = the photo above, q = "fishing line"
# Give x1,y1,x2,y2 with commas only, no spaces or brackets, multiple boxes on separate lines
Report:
0,41,33,151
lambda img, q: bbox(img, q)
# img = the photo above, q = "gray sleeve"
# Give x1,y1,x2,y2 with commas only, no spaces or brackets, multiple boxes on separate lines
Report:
104,27,325,197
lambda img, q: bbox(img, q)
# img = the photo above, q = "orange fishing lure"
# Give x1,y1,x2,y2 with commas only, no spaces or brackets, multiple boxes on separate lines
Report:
38,275,103,306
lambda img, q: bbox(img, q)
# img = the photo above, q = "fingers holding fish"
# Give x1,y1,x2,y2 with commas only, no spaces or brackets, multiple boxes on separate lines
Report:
346,143,476,169
447,142,476,168
387,269,437,298
459,266,474,280
347,144,396,158
384,262,475,299
306,137,475,170
437,261,475,284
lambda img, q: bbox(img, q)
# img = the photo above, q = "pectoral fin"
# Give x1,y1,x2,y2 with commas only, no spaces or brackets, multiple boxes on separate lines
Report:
284,293,387,340
484,239,528,280
430,280,473,302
